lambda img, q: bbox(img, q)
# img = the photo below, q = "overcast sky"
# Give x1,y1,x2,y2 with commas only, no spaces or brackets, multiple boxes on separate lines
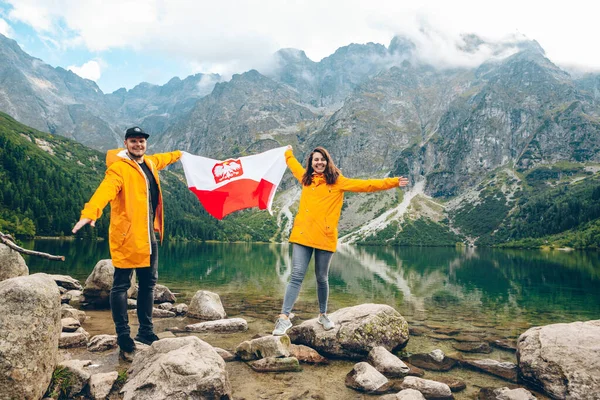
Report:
0,0,598,93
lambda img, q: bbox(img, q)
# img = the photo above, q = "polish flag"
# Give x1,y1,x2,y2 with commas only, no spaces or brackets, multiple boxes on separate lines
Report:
180,147,287,220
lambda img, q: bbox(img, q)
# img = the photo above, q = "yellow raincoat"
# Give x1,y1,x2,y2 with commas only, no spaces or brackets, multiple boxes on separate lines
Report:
80,149,182,269
286,150,399,252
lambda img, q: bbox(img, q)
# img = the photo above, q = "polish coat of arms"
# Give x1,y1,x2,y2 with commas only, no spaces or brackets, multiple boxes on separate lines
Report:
212,159,243,183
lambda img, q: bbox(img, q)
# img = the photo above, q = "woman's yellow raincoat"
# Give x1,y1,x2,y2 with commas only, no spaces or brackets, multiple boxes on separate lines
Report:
285,150,399,252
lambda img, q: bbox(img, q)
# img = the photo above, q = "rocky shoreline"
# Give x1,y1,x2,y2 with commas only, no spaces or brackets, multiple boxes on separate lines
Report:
2,244,600,399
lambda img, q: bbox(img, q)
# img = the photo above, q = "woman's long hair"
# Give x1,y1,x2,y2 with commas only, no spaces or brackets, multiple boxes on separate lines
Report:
302,147,341,186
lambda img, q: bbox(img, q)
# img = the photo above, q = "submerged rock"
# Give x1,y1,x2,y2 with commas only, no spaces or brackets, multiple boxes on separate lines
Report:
250,357,301,372
288,304,409,359
462,358,518,382
406,349,457,371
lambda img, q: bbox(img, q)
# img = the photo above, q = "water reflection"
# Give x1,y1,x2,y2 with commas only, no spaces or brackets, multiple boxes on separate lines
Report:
25,241,600,328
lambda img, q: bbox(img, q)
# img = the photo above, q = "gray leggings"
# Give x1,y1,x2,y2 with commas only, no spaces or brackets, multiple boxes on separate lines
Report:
281,243,334,315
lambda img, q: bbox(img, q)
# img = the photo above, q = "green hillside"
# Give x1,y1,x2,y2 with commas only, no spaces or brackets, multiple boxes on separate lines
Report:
451,164,600,249
0,112,277,241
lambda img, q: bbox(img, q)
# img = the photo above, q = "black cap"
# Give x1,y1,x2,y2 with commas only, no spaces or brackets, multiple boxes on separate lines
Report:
125,126,149,139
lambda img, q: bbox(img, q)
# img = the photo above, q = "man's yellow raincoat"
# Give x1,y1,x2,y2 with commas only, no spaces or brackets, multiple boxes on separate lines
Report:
80,149,182,269
285,150,399,252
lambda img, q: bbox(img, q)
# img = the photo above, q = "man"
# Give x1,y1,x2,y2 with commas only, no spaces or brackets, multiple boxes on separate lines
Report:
73,126,181,356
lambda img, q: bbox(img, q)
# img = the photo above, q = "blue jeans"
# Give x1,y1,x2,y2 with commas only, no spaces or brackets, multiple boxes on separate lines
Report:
281,243,334,315
110,241,158,337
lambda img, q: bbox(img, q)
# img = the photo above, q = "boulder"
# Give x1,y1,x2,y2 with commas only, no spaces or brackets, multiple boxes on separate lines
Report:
0,274,61,400
82,259,135,308
187,290,226,320
517,319,600,398
121,336,232,400
288,304,409,359
0,243,28,281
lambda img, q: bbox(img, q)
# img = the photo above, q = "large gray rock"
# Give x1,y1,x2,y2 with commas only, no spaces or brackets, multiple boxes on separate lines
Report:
82,259,135,308
0,243,28,281
0,273,61,400
288,304,409,359
121,336,232,400
517,319,600,399
187,290,227,320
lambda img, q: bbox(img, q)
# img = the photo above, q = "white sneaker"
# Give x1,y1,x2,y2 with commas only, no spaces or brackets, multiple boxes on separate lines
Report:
318,314,335,330
272,317,292,336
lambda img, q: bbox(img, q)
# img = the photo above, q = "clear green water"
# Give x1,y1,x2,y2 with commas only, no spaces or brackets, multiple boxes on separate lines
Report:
25,240,600,331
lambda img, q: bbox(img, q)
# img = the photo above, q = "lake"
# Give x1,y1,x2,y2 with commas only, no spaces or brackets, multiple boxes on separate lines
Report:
23,240,600,398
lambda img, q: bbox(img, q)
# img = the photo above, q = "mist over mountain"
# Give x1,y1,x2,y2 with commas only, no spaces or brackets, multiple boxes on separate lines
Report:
1,32,600,247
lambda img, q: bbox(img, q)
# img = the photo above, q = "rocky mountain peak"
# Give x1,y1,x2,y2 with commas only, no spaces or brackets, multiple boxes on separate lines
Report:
388,36,416,56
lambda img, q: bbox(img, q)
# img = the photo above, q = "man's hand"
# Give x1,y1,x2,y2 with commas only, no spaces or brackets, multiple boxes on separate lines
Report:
398,177,410,187
72,218,95,234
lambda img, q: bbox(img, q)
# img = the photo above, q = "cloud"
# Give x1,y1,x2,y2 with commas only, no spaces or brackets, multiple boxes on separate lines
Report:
4,0,600,80
67,59,102,81
0,18,14,37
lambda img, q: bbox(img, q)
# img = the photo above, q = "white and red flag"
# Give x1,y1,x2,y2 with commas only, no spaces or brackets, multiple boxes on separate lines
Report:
180,147,287,220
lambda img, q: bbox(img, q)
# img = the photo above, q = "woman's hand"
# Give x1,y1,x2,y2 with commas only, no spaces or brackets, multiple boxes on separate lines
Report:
398,177,410,187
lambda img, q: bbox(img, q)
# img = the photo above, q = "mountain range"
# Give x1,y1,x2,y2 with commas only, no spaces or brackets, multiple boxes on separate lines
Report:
1,32,599,248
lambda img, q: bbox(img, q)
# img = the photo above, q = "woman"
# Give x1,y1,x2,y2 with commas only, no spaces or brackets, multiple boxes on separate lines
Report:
273,146,409,335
